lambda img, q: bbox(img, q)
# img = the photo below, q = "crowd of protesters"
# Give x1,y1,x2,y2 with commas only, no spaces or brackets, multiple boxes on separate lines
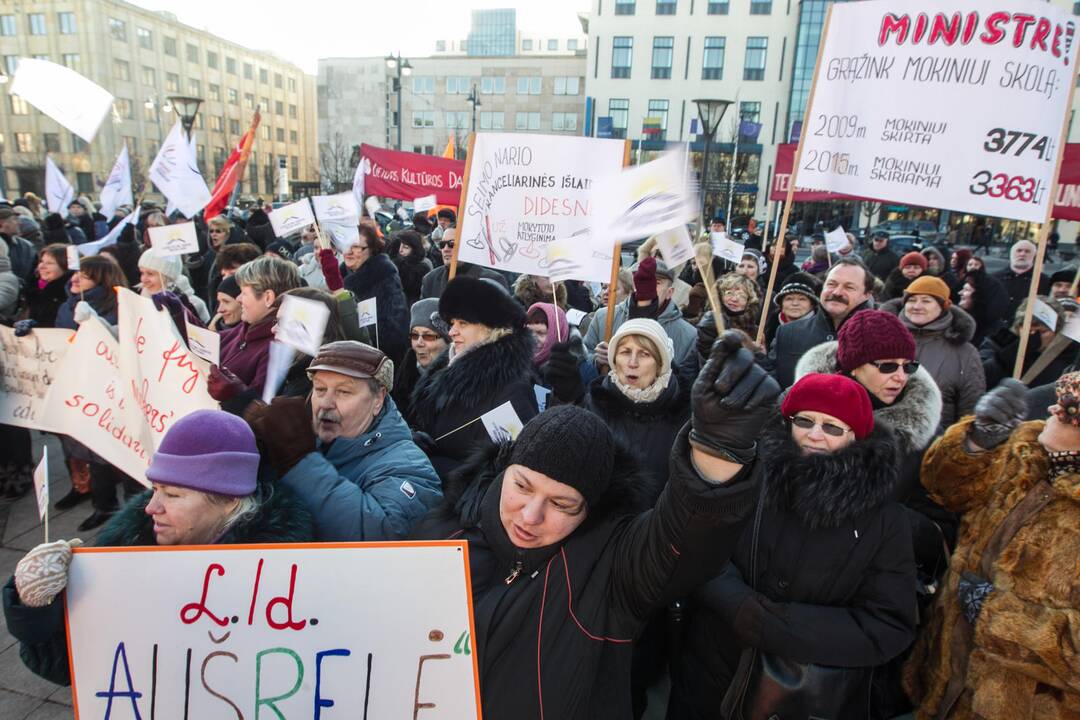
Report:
0,194,1077,720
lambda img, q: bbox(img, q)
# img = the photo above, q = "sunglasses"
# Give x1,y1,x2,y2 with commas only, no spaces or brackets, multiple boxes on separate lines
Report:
789,415,851,437
871,360,920,375
410,331,441,342
438,241,455,249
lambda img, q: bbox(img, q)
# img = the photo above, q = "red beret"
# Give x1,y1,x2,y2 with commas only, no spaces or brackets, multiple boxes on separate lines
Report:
781,373,874,439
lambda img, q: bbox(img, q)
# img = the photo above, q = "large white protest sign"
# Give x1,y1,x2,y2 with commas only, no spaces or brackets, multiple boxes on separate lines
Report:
0,326,71,431
150,121,211,218
45,157,74,216
100,143,134,219
66,543,481,719
78,205,140,257
797,0,1080,223
545,233,613,284
589,149,697,246
9,58,114,143
270,198,317,238
458,132,625,275
149,222,200,257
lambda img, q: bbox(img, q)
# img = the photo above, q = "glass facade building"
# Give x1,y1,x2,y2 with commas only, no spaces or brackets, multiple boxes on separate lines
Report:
786,0,832,141
467,9,516,57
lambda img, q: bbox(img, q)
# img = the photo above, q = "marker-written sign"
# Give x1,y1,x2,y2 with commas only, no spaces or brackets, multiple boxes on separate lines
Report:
65,543,481,720
149,222,200,257
0,326,71,431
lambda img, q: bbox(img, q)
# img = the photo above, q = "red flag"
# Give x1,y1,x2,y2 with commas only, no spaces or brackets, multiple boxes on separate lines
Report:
204,111,260,220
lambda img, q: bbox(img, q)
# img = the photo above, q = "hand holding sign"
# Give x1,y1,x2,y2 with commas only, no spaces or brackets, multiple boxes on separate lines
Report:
825,226,850,254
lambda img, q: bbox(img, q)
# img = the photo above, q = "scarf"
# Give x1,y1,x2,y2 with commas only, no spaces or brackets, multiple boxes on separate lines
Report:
607,368,672,404
1047,449,1080,480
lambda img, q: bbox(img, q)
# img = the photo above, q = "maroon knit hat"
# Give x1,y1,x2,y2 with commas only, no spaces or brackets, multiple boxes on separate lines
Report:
900,251,928,271
782,373,874,439
836,309,916,372
633,256,659,301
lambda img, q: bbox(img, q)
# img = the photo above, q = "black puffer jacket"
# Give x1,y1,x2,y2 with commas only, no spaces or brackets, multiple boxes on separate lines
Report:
670,420,917,719
25,272,74,327
409,429,759,720
343,253,410,363
389,232,434,307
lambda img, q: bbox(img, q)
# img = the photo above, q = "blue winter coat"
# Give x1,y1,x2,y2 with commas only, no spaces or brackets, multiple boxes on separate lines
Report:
280,397,442,541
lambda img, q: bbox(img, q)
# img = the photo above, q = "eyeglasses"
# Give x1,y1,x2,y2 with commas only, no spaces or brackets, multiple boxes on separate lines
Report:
871,360,920,375
438,241,455,249
789,415,851,437
410,331,441,342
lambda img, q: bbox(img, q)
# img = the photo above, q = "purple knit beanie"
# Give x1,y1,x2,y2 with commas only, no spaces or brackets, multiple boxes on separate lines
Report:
836,310,916,372
146,409,260,497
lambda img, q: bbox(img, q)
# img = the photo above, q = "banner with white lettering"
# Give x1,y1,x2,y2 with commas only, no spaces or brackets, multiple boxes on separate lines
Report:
798,0,1079,222
65,543,481,719
457,133,625,276
0,327,71,431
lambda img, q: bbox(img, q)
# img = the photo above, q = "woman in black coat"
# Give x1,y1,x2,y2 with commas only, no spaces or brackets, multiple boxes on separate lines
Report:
342,223,410,363
669,373,917,720
389,229,433,308
24,244,73,328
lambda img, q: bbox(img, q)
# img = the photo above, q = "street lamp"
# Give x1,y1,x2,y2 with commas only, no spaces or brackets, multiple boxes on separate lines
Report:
144,95,172,143
167,95,203,139
466,84,481,132
385,53,413,150
693,98,733,223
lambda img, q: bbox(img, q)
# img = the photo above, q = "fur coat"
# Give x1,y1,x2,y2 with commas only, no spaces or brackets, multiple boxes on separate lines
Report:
903,419,1080,720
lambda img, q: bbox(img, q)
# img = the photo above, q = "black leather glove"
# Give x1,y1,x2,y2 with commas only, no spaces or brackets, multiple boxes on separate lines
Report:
543,338,585,404
412,430,439,456
696,311,719,362
970,378,1028,450
244,396,316,476
689,331,780,464
13,319,37,337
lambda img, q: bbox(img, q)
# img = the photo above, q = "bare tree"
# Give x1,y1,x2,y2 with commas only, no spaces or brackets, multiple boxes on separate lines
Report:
860,201,882,233
319,132,355,192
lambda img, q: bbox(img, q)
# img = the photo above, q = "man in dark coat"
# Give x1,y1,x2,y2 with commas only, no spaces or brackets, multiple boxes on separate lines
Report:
861,230,900,281
994,239,1049,317
0,207,35,282
419,228,510,299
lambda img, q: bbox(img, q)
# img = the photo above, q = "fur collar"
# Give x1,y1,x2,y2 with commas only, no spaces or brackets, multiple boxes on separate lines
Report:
880,297,977,346
794,341,943,453
759,417,899,529
345,252,398,288
408,327,535,428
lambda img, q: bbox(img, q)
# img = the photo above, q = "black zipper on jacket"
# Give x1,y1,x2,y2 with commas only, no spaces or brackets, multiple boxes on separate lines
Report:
504,551,525,584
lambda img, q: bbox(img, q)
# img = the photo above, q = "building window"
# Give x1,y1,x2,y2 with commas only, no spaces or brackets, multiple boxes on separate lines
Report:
75,172,93,193
436,40,446,52
707,1,729,14
10,96,29,115
412,76,435,94
652,37,674,79
62,54,80,71
244,92,254,108
445,111,469,129
516,76,541,95
522,39,533,51
411,111,436,128
70,134,86,152
123,137,137,155
480,111,504,130
446,76,472,95
615,0,636,15
259,67,268,83
29,14,47,36
244,63,253,80
141,66,155,86
515,112,541,130
744,37,767,80
274,100,283,115
228,88,238,104
481,76,506,94
612,36,633,78
646,99,669,140
288,104,297,119
164,37,177,56
3,56,17,76
188,79,201,96
32,54,49,61
207,51,218,69
261,97,270,111
609,98,629,139
106,18,125,41
276,128,284,142
210,116,224,131
184,44,198,63
58,12,76,34
274,72,283,88
554,76,580,95
229,119,240,134
289,130,298,143
165,73,179,92
0,16,15,36
288,77,297,92
548,39,559,51
15,133,33,153
209,84,221,101
137,27,152,49
113,59,130,81
568,39,579,51
114,98,133,119
291,157,298,180
552,112,577,132
740,101,761,124
750,0,772,14
226,57,237,74
44,133,61,153
261,125,270,140
656,0,676,14
703,37,725,79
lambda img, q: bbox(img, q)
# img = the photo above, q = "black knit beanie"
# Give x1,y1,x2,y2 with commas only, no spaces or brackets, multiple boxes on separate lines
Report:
508,405,615,507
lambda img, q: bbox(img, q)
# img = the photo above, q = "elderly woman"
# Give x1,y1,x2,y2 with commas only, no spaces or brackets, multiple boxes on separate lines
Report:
407,277,539,478
717,271,761,337
391,298,450,410
137,246,210,322
2,410,314,686
669,373,916,719
882,276,985,428
526,301,571,370
342,222,409,362
763,271,821,349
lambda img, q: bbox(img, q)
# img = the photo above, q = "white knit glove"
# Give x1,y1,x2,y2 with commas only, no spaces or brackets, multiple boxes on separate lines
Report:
14,539,83,608
73,301,98,325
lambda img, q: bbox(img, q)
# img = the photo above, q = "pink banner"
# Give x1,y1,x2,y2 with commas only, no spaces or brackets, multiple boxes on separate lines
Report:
1052,144,1080,222
361,144,466,206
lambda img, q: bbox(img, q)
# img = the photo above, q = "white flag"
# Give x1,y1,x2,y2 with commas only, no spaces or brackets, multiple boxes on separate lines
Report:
9,58,113,143
825,226,850,254
149,121,211,219
352,155,368,213
481,401,525,443
33,447,49,520
589,149,698,247
269,199,316,239
100,143,133,219
45,157,75,217
78,204,140,257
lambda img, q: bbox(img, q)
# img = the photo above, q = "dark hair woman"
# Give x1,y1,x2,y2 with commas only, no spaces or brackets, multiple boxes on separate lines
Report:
342,223,410,363
24,244,72,328
55,254,128,328
389,229,433,307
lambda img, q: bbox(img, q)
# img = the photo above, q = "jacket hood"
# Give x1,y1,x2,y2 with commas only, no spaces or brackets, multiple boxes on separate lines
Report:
317,397,413,463
881,297,977,346
794,340,943,453
759,416,899,529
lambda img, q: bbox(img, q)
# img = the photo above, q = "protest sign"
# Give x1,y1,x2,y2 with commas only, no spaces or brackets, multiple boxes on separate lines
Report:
589,149,697,246
65,543,481,719
9,58,114,143
481,400,524,443
566,308,587,327
1064,314,1080,343
149,222,200,257
66,245,81,271
357,297,378,329
1033,298,1059,330
312,192,360,225
825,226,850,253
414,194,437,213
457,133,625,276
0,326,71,431
797,0,1080,223
33,447,48,521
185,323,221,366
653,225,695,267
545,234,613,284
712,232,745,263
150,122,211,218
269,199,316,239
360,144,465,206
262,341,296,404
276,294,331,357
769,143,870,203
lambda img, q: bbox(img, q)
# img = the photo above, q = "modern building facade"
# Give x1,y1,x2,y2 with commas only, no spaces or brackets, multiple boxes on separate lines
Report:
0,0,318,203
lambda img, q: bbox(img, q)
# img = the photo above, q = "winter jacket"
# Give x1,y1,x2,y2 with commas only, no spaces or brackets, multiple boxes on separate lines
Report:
389,234,434,307
979,328,1080,390
960,270,1010,347
54,284,119,330
862,246,901,281
1,233,35,283
391,348,426,411
281,398,442,541
671,419,917,719
765,300,872,388
882,299,986,429
409,427,759,720
582,296,699,380
219,314,276,393
582,373,690,505
343,253,410,363
408,327,538,478
420,261,510,299
0,251,19,321
994,266,1050,318
903,419,1080,720
24,272,74,328
883,267,918,301
2,473,314,686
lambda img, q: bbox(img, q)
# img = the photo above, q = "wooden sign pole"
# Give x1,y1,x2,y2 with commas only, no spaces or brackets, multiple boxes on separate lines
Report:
448,132,477,281
755,200,780,345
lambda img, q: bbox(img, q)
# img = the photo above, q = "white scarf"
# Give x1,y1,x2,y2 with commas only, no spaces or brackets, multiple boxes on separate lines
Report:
607,368,671,404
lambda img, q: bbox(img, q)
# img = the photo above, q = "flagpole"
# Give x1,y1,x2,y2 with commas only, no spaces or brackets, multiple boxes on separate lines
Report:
726,116,739,226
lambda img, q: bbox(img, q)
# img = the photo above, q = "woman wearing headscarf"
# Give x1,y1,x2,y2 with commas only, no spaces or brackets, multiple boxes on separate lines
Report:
957,267,1009,347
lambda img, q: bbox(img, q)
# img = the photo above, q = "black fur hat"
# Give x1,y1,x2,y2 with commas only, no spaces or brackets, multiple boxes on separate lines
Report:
439,276,526,329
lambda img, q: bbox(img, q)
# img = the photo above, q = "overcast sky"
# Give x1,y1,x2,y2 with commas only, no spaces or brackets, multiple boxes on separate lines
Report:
133,0,591,73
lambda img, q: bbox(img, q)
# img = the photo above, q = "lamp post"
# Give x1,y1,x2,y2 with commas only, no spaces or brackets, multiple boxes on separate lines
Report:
466,83,481,132
167,95,203,140
385,53,413,150
693,98,732,223
144,95,172,144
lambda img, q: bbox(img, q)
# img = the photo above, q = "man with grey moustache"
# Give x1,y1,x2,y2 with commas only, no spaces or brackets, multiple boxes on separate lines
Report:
245,341,442,540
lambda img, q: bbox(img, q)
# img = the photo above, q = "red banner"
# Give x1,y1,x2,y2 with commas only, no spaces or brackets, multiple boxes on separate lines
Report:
360,143,465,206
1052,144,1080,222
